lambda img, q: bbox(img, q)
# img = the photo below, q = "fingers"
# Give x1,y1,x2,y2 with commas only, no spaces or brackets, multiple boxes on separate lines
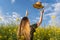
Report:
40,9,44,14
25,10,28,17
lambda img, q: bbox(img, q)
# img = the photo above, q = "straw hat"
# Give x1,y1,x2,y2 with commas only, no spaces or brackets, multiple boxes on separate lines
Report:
33,2,44,9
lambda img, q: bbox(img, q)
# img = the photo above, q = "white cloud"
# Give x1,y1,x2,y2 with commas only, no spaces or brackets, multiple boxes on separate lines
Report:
46,3,60,26
12,12,20,18
0,9,21,25
36,15,48,20
36,17,39,20
11,12,21,22
0,15,4,22
11,0,15,4
32,20,37,23
0,8,5,23
53,3,60,12
40,2,60,26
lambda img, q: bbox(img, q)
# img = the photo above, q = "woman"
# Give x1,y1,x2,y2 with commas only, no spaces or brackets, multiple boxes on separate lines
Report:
17,9,44,40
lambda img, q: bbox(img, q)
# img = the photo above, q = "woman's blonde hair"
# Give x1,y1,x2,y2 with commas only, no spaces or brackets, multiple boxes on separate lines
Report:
17,17,30,40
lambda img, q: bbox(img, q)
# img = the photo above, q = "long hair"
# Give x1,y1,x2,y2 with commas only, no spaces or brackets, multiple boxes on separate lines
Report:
17,17,30,40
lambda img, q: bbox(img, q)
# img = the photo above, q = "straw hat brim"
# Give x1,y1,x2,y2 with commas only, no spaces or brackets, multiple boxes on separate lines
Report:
33,4,44,9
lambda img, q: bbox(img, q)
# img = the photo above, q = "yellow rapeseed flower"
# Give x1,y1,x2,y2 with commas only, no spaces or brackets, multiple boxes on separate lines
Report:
42,28,44,32
18,36,24,40
34,32,36,35
51,16,56,19
10,32,12,34
37,39,40,40
0,35,2,38
56,30,60,34
8,37,12,40
16,18,20,22
13,28,16,32
9,29,11,32
48,30,52,34
50,38,55,40
48,33,51,36
36,28,40,32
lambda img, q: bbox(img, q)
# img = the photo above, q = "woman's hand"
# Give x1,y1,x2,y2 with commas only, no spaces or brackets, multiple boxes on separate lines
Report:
25,10,28,17
40,9,44,14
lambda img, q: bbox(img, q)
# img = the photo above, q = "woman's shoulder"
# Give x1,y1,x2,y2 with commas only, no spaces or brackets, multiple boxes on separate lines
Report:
30,23,37,26
30,23,38,29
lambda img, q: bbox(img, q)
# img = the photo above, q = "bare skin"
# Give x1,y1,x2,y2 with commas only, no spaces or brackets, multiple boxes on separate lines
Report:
37,9,44,26
25,10,28,17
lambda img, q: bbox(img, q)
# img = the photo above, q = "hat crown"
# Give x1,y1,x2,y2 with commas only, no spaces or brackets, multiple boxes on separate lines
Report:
33,1,44,9
36,2,41,5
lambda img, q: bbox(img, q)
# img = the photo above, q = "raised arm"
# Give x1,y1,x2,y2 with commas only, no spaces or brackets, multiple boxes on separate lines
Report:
37,9,44,26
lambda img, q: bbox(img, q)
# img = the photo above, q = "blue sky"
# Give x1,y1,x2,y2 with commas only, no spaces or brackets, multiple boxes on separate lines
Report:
0,0,60,26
